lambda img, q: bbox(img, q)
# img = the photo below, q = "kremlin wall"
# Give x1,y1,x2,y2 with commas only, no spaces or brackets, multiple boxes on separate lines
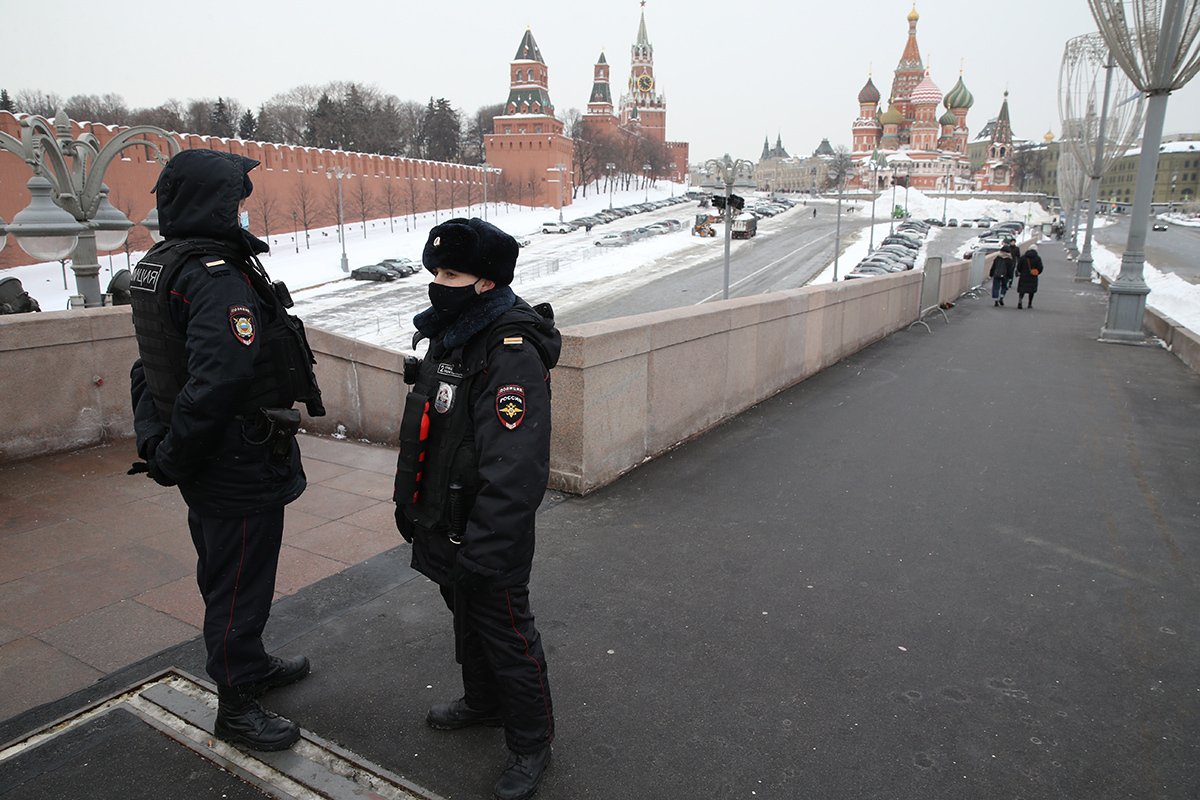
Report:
0,5,688,270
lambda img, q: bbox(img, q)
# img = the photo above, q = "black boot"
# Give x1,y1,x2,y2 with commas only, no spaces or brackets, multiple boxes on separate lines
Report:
1017,299,1023,309
493,746,552,800
248,654,310,697
427,697,503,730
215,685,301,751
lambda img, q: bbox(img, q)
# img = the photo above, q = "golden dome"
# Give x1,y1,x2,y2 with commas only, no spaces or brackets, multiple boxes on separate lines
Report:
1043,129,1055,143
908,4,919,22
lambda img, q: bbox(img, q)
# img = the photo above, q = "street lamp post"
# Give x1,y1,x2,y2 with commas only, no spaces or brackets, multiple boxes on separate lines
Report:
642,163,651,202
669,162,677,197
1169,172,1178,211
702,154,754,300
0,111,179,306
888,166,901,234
940,156,952,224
547,164,567,223
868,158,880,252
325,166,350,273
291,211,299,253
606,162,616,209
481,164,502,221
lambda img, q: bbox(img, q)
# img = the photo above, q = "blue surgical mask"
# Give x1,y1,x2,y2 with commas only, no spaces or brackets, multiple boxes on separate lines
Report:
239,210,250,230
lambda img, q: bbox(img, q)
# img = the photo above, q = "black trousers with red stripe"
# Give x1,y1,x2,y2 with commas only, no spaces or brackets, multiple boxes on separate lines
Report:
187,508,284,688
439,583,555,753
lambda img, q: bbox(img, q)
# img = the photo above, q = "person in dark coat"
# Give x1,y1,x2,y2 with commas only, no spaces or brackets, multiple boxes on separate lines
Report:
128,149,325,752
989,246,1017,306
394,217,561,800
1016,245,1044,309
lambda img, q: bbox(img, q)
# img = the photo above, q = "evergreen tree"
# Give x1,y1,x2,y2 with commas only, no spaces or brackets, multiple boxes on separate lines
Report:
210,97,235,138
0,89,13,112
237,108,257,140
422,97,461,162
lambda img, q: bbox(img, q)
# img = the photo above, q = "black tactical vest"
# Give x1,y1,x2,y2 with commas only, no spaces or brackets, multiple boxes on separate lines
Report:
129,238,325,423
398,344,487,533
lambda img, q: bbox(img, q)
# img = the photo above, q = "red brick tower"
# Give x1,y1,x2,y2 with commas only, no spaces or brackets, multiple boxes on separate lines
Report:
484,28,575,209
620,2,666,143
584,51,620,137
852,75,883,152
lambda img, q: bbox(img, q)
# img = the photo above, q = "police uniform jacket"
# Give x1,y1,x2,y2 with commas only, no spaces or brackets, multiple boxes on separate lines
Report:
129,151,317,517
395,298,561,588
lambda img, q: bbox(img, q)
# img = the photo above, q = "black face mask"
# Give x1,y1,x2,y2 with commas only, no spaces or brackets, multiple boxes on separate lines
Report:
428,281,480,319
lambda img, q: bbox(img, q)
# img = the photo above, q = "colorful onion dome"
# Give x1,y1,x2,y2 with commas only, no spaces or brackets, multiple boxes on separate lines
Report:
939,109,957,126
879,102,905,126
858,76,881,105
944,75,974,110
910,70,942,106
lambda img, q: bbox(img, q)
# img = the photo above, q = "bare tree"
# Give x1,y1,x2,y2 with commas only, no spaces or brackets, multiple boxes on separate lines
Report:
290,181,321,250
351,178,375,239
380,178,400,233
13,89,63,117
248,189,278,253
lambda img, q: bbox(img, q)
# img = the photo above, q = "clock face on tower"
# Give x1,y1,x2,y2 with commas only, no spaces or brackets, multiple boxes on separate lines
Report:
637,74,654,93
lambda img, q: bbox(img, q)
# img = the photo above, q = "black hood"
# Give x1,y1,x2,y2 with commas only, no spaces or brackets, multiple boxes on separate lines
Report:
153,149,268,253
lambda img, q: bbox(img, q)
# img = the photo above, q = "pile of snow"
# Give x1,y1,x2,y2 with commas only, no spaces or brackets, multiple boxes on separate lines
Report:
1089,245,1200,335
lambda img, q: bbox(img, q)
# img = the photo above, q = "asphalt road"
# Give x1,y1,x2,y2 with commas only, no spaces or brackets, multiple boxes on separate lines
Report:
558,213,981,327
1092,215,1200,283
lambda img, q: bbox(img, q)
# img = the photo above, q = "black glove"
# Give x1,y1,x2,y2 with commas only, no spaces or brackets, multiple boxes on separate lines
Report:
127,436,176,487
394,505,413,544
448,559,490,593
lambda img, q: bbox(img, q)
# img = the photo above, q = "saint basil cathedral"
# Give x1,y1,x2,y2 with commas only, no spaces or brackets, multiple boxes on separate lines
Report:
849,5,1014,193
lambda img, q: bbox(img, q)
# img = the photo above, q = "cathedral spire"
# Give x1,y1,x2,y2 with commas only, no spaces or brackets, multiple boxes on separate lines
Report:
636,1,650,47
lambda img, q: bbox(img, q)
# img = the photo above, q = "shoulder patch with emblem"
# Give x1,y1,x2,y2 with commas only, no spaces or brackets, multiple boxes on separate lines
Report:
503,336,523,349
496,384,526,430
228,305,255,346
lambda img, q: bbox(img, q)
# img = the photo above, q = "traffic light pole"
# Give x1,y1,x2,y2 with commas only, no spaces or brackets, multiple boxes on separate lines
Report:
723,182,732,299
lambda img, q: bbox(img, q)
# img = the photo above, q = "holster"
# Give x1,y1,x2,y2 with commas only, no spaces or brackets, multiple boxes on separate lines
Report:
244,407,301,463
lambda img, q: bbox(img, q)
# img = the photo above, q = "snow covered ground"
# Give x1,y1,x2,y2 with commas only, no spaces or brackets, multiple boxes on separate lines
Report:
7,185,1196,342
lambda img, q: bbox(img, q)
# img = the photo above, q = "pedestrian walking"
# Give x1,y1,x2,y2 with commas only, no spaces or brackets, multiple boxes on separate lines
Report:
989,246,1017,306
394,217,561,800
812,207,817,218
1001,237,1022,296
1016,245,1044,309
127,149,326,751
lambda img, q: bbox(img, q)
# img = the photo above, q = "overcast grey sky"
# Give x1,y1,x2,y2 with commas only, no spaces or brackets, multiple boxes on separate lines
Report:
5,0,1199,162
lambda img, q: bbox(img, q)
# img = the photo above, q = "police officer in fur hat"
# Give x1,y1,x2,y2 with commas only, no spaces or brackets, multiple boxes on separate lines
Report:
394,217,561,800
128,149,325,751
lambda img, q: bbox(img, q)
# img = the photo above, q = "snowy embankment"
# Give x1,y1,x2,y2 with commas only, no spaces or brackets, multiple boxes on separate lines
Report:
1089,244,1200,334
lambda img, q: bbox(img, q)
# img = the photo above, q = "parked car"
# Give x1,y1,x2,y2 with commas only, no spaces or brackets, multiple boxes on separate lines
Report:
542,221,574,234
379,258,419,276
516,236,531,247
351,265,397,282
947,218,959,227
595,231,631,247
923,218,946,226
646,222,672,234
844,266,890,280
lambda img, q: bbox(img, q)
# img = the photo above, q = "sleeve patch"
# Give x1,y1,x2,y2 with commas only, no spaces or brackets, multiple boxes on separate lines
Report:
228,305,256,346
495,384,526,430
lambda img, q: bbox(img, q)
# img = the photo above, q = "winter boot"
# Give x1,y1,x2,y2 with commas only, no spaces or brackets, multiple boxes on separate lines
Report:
999,296,1004,306
215,685,301,751
427,697,503,730
994,300,1000,307
1017,300,1023,309
248,654,311,697
493,746,552,800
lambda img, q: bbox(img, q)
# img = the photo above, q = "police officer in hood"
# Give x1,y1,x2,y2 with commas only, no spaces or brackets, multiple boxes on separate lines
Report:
128,149,325,751
394,218,560,800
